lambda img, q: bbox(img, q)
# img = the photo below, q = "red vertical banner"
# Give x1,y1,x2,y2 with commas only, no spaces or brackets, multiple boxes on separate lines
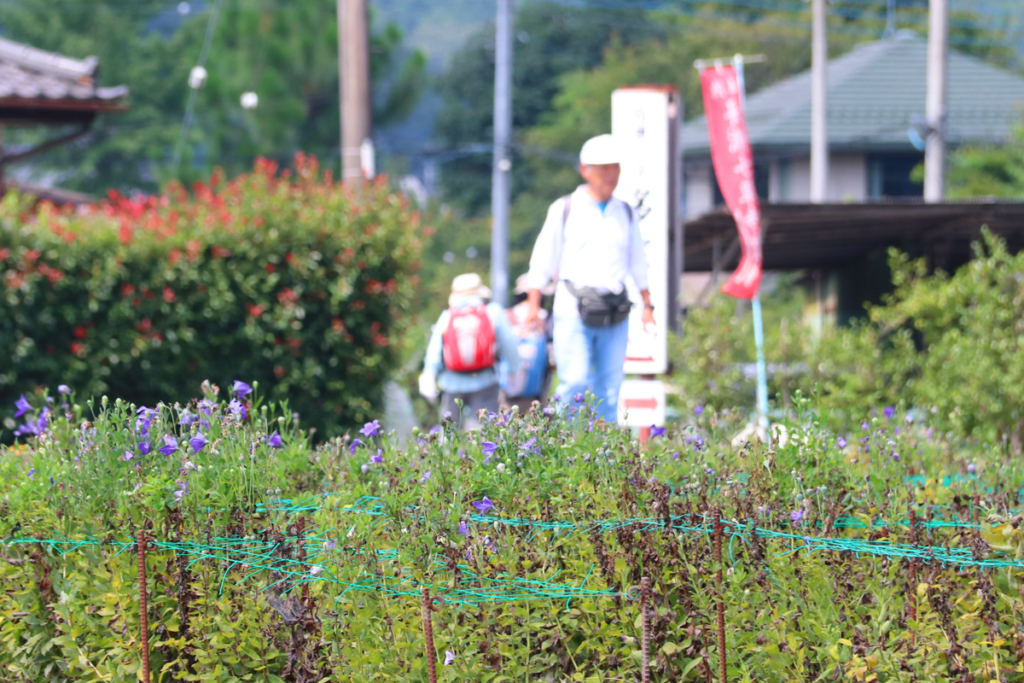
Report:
699,65,762,300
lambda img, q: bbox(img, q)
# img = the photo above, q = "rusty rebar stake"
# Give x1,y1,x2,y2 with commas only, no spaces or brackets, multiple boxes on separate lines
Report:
640,576,651,683
138,531,150,683
421,588,438,683
713,509,727,683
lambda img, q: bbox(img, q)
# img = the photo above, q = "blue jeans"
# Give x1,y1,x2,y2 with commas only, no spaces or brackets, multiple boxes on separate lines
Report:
552,313,629,423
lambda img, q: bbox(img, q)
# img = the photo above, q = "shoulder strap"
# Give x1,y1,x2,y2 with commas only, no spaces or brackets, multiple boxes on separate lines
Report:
553,194,571,284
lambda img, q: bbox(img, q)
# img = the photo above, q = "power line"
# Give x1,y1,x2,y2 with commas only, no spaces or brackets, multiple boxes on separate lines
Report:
171,0,225,178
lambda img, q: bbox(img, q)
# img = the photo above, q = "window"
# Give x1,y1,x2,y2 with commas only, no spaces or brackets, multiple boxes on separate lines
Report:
867,153,924,198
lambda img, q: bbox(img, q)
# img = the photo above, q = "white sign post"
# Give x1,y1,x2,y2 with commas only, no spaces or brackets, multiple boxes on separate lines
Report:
611,86,682,379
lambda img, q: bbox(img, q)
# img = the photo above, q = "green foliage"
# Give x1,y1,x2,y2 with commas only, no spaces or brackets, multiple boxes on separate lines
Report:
672,231,1024,445
0,0,425,193
2,389,1024,681
0,157,423,438
947,123,1024,198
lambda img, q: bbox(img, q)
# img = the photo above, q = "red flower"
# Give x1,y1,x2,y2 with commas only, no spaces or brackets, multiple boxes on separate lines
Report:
0,248,10,260
163,287,176,303
211,246,231,258
73,326,87,339
122,283,135,296
265,263,276,274
169,249,181,264
277,288,298,307
136,319,152,333
273,365,286,378
247,304,265,317
70,342,84,355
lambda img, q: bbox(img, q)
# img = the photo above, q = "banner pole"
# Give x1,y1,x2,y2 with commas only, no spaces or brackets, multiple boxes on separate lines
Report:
733,54,770,431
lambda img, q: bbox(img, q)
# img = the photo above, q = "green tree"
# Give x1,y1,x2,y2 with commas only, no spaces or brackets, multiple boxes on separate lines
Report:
0,0,425,193
434,3,665,215
947,124,1024,198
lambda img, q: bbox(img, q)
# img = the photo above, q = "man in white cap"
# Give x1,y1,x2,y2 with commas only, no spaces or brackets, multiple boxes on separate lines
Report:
523,134,655,423
420,273,520,430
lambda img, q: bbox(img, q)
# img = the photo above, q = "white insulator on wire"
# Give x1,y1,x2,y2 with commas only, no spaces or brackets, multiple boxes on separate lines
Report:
188,65,208,90
240,91,258,110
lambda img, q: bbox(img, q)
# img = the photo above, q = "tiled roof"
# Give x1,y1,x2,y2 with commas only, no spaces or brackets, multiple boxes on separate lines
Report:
0,36,128,107
682,32,1024,155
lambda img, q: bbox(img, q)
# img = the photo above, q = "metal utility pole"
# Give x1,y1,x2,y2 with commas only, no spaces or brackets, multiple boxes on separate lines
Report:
490,0,513,306
924,0,948,202
810,0,829,203
338,0,372,182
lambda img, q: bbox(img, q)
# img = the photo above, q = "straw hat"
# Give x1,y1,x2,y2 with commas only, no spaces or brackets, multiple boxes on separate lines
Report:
449,273,491,306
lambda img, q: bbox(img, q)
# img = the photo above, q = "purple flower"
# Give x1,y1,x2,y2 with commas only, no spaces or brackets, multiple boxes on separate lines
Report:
189,432,207,454
543,405,555,416
861,420,869,431
136,406,157,437
159,435,178,456
349,438,363,454
651,425,666,438
891,453,900,462
790,510,805,524
198,399,216,416
705,467,714,475
232,380,253,397
360,419,381,438
519,438,538,455
138,441,151,456
174,480,188,503
324,539,338,550
14,408,49,437
420,470,432,483
178,411,197,427
57,385,71,396
122,450,134,462
967,463,977,475
573,393,585,403
883,406,895,419
905,413,914,425
472,495,493,514
444,651,456,667
694,405,704,416
370,450,383,464
482,441,498,457
837,436,848,449
672,452,680,459
756,505,769,515
267,431,284,448
26,468,35,478
14,394,30,418
228,399,247,420
49,477,54,485
458,521,469,536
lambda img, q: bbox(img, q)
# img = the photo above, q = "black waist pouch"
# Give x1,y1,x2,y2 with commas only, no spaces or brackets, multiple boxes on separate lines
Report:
564,281,632,328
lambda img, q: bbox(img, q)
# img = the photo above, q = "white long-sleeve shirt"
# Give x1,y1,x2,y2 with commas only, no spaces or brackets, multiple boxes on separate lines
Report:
526,186,649,305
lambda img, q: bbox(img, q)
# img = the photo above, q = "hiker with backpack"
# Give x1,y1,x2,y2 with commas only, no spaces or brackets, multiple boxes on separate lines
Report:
522,134,656,424
419,273,520,430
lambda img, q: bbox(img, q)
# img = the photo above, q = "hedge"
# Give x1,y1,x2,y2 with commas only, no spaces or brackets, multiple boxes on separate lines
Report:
0,154,423,438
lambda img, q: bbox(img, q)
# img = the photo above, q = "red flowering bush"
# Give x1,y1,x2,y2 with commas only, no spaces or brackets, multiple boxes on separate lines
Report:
0,154,423,438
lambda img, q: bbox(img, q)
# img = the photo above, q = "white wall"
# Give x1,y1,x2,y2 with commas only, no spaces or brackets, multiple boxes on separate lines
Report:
684,152,867,219
773,153,867,203
684,161,714,219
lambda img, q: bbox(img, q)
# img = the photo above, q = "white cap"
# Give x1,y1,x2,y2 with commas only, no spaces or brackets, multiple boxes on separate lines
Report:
579,134,620,166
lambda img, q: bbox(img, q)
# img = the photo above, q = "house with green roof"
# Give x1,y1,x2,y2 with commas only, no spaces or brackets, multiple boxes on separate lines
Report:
681,31,1024,219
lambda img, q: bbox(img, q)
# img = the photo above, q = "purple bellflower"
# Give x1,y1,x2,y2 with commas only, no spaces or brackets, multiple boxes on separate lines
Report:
232,380,253,398
482,441,498,457
267,431,284,448
360,419,381,438
174,480,188,503
651,425,666,438
14,394,30,418
159,435,178,456
57,384,71,395
349,438,363,454
189,432,207,454
444,651,456,667
473,495,493,514
228,399,247,420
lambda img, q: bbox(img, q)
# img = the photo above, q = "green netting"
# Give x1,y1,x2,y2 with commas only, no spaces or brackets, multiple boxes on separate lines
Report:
5,501,1020,607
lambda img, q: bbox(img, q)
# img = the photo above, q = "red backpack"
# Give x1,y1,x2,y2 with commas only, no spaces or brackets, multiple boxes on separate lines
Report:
442,305,497,373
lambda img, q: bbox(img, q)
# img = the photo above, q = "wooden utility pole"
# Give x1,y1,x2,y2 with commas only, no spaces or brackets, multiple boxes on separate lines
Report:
338,0,372,182
809,0,829,203
924,0,948,202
